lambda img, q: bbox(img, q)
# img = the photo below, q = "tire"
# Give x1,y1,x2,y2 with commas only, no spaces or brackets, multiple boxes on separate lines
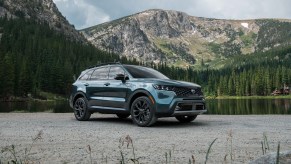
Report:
175,115,197,123
73,97,91,121
116,114,130,119
131,96,157,127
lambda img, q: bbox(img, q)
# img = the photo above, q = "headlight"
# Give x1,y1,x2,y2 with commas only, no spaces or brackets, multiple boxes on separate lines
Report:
153,84,175,91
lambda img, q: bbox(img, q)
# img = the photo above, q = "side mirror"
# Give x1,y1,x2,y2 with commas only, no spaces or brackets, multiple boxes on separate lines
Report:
114,74,129,81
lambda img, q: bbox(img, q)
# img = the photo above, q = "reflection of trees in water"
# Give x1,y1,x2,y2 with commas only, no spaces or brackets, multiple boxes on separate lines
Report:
207,99,291,115
274,99,291,114
0,101,71,113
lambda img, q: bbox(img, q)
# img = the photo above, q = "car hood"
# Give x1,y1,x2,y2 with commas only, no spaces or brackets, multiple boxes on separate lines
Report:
131,78,201,88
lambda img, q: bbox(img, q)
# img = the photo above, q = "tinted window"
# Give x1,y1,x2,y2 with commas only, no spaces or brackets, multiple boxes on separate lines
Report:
90,67,109,80
124,65,168,79
109,66,125,80
79,70,93,81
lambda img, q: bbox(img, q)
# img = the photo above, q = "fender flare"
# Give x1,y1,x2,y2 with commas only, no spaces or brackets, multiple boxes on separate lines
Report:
126,89,155,111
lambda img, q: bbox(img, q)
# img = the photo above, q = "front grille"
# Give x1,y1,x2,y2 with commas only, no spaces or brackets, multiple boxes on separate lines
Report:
173,87,203,97
175,103,205,111
177,104,192,111
196,105,205,110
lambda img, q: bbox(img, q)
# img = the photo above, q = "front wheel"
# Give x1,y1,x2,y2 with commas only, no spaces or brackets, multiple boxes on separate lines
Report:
131,96,157,127
73,97,91,121
175,115,197,123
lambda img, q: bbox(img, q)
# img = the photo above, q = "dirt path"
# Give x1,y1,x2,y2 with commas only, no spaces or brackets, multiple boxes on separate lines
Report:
0,113,290,163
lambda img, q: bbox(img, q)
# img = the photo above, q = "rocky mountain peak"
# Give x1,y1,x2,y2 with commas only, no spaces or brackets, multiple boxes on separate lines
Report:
0,0,85,42
81,9,291,68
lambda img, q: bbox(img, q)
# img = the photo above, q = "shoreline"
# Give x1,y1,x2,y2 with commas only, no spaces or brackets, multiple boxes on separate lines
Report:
1,95,291,102
206,95,291,99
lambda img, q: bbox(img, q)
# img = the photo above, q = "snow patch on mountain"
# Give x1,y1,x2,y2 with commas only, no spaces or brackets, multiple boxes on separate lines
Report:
241,22,249,28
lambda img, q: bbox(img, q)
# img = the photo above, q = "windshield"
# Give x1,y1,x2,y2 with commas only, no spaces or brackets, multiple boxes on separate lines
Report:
124,65,169,79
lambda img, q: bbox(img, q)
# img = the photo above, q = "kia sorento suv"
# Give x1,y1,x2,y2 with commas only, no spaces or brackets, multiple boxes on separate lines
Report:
69,63,206,127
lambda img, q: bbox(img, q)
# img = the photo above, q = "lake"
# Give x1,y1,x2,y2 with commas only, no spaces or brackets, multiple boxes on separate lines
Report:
0,99,290,114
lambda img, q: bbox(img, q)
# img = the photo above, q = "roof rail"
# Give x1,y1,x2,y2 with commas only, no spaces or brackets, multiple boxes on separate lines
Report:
87,61,122,69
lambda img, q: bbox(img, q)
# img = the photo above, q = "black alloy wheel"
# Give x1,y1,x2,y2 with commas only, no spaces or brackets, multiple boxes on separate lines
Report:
73,97,91,121
131,96,157,127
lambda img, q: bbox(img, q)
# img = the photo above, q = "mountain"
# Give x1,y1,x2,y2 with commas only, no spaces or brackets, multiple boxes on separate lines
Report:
0,0,85,42
81,9,291,68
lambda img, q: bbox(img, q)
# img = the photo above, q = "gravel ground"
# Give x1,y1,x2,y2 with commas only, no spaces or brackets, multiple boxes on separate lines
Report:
0,113,291,163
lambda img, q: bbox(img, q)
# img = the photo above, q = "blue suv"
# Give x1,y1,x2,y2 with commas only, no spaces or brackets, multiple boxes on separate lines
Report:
69,63,206,127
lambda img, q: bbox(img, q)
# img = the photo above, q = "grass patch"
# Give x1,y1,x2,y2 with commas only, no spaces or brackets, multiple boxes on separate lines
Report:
1,131,43,163
0,132,288,163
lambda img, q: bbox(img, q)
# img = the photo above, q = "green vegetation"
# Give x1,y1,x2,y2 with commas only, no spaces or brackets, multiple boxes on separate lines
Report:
0,17,120,98
208,42,220,53
205,138,217,164
156,46,291,96
240,33,254,46
1,16,291,99
0,0,4,6
256,20,291,51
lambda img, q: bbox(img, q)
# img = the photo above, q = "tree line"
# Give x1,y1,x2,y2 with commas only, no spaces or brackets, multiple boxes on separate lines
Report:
0,17,120,97
156,46,291,96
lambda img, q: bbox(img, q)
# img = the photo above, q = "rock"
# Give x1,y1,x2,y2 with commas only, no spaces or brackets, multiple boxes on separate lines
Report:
249,151,291,164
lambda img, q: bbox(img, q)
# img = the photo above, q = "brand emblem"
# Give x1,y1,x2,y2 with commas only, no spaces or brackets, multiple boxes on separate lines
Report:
191,89,196,94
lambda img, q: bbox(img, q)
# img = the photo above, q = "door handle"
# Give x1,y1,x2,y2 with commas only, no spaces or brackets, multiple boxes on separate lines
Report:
104,82,110,86
84,83,89,86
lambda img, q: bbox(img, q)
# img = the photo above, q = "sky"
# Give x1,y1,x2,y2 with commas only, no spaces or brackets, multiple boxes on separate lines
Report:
53,0,291,30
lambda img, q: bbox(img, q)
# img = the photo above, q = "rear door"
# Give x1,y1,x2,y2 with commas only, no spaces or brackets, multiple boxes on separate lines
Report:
86,66,110,108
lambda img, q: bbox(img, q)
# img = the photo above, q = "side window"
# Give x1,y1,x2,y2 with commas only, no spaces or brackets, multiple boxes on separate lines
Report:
109,66,125,80
79,70,93,81
90,67,109,80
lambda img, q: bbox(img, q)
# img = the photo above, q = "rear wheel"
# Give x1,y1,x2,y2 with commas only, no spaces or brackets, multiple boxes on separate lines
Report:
175,115,197,123
131,96,157,127
116,114,130,119
73,97,91,121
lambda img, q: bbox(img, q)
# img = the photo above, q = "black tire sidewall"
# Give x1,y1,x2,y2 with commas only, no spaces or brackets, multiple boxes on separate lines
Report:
131,96,156,127
74,97,91,121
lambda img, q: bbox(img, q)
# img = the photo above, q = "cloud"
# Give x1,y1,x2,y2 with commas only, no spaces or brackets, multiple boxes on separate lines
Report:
53,0,110,29
53,0,291,29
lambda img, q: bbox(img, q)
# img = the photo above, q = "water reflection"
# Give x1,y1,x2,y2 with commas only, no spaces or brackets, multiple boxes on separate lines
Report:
206,99,291,115
0,100,72,113
0,99,291,114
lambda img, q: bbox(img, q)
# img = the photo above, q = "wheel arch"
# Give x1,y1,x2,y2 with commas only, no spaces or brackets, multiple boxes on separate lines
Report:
127,89,155,111
72,91,87,105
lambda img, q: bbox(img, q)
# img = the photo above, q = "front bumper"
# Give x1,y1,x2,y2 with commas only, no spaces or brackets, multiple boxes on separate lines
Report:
155,95,207,117
171,100,206,116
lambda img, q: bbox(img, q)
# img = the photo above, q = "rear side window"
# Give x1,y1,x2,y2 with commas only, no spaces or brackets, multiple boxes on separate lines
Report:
108,66,125,80
90,67,109,80
79,70,93,81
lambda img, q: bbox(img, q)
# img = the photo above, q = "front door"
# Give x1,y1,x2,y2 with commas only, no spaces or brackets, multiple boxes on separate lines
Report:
101,66,130,109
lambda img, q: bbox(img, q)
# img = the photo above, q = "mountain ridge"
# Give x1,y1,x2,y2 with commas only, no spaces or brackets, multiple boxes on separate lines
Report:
81,9,291,68
0,0,85,42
